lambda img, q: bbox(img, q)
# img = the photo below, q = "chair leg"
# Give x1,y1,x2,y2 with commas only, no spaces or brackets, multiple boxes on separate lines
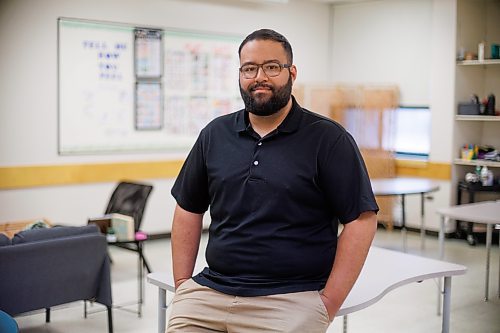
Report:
84,300,87,318
141,252,152,274
45,308,50,323
107,306,113,333
136,242,152,273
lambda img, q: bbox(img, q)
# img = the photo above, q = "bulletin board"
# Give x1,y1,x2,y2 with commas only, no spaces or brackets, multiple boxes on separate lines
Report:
58,18,243,154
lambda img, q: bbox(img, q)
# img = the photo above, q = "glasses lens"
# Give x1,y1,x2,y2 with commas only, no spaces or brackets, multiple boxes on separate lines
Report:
262,62,282,77
241,64,258,78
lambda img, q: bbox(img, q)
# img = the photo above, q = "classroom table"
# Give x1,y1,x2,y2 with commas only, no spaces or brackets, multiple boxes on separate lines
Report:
437,200,500,301
147,247,466,333
371,177,440,251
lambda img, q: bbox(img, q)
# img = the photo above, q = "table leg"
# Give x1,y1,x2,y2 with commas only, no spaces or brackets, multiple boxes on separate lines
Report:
466,191,476,246
485,224,492,301
437,216,446,316
158,288,167,333
420,192,425,251
342,315,348,333
401,194,407,252
442,276,451,333
439,216,446,260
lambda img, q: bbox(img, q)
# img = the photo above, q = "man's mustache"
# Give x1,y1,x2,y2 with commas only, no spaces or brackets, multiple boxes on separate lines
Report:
250,84,274,92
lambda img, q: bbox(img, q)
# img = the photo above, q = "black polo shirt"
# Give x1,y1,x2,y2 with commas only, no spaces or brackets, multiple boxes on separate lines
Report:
171,97,378,297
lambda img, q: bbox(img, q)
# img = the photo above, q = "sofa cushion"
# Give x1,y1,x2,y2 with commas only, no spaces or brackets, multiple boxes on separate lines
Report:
0,233,11,247
12,225,99,245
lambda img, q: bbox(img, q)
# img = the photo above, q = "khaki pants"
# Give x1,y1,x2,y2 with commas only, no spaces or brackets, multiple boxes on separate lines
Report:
167,279,331,333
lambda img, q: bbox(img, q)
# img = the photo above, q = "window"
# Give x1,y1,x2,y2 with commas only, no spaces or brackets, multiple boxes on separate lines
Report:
392,106,430,159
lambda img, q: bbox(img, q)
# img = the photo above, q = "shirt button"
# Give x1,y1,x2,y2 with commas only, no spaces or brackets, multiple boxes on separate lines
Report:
253,161,259,166
258,142,262,146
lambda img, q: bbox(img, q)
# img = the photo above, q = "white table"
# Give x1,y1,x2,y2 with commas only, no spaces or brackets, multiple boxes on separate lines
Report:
437,200,500,301
148,247,466,333
371,177,440,251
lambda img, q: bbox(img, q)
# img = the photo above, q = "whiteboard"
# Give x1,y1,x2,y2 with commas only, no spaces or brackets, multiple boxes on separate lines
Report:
58,18,243,154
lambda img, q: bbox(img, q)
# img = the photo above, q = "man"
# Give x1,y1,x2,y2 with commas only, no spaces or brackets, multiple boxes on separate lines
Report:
168,29,378,333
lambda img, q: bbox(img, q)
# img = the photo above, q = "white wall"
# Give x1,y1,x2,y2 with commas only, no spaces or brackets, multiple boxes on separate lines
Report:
0,0,330,233
330,0,433,106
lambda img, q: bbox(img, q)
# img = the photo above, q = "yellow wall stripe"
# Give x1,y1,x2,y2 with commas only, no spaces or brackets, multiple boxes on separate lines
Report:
0,160,184,189
0,159,450,190
395,160,451,180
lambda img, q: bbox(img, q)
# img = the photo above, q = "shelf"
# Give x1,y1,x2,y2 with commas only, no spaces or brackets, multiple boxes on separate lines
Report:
456,59,500,66
455,115,500,121
454,158,500,168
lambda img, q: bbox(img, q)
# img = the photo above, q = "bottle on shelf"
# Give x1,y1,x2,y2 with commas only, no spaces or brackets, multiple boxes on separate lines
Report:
475,164,482,176
480,165,494,186
486,94,495,116
478,41,485,61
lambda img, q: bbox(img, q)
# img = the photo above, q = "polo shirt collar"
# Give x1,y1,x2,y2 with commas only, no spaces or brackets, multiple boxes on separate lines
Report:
235,95,302,134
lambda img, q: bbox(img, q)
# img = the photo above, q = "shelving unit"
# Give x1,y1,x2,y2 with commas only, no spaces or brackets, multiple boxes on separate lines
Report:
452,0,500,242
453,0,500,171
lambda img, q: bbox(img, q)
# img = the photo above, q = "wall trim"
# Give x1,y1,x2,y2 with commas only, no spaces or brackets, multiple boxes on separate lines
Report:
395,159,451,180
0,160,184,189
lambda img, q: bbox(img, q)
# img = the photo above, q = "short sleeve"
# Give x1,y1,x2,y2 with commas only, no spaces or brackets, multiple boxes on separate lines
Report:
171,132,210,214
318,131,379,224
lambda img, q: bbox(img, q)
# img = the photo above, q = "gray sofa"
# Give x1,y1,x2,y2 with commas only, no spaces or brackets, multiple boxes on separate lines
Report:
0,225,113,333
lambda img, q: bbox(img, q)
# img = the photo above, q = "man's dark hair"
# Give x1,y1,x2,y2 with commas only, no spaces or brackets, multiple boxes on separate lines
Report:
238,29,293,64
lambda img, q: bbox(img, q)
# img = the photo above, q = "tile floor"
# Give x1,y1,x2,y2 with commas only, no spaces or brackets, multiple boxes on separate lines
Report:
15,229,500,333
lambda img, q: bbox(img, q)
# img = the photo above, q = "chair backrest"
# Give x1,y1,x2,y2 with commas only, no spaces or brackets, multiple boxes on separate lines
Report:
0,310,18,333
105,181,153,232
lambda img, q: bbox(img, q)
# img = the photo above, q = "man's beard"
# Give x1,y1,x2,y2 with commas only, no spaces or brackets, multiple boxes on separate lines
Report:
239,76,293,116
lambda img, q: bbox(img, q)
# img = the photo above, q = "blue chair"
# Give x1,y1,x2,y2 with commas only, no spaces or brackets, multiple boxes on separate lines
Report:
0,310,19,333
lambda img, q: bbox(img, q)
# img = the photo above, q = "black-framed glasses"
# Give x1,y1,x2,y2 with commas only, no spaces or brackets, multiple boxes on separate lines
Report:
239,61,292,79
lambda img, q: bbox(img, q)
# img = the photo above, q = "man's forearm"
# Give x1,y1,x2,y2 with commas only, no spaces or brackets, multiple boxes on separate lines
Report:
320,211,377,319
171,204,204,289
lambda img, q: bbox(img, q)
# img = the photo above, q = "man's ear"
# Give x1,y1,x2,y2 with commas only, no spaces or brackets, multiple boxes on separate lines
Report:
290,65,297,82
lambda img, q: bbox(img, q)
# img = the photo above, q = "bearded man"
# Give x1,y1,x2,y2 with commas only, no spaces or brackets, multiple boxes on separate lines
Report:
167,28,379,333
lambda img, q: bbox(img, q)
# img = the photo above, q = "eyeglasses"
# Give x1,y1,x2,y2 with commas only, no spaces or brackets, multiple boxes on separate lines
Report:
239,61,292,79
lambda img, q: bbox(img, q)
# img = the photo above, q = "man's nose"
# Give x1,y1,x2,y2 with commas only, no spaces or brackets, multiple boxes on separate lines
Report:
254,66,268,81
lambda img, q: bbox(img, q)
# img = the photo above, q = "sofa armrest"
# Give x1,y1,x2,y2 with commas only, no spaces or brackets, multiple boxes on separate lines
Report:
0,233,112,316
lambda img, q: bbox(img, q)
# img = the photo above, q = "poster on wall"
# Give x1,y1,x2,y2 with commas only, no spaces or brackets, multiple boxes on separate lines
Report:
135,28,162,78
58,18,243,154
135,82,163,130
163,30,243,140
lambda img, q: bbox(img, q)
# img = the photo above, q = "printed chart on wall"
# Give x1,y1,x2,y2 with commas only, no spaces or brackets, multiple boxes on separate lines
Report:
58,18,243,154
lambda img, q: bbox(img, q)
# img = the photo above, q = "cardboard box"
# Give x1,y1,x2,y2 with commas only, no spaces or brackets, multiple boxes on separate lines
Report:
88,213,134,241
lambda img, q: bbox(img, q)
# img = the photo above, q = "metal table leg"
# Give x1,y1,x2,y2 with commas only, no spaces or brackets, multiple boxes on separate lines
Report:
442,276,452,333
485,224,492,301
420,192,426,251
401,194,407,252
158,288,167,333
437,216,447,316
342,315,348,333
